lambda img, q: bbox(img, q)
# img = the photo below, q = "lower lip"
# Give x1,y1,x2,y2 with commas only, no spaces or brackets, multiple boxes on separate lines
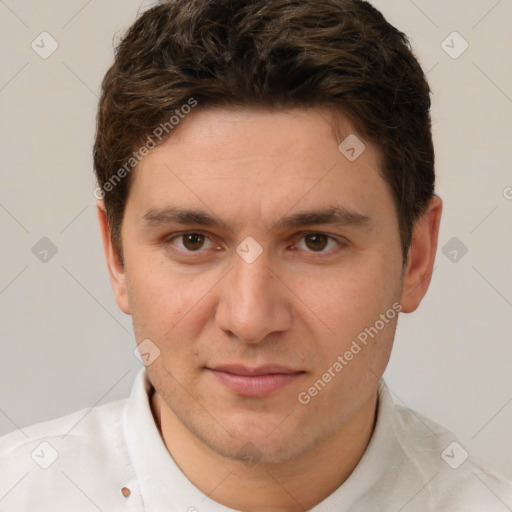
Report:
208,370,304,397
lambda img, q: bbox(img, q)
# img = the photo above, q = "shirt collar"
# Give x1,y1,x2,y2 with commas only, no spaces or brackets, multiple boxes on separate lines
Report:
123,369,399,512
123,368,240,511
310,380,401,511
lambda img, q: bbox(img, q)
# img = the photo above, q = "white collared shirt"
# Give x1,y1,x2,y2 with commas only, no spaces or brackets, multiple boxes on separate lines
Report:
1,369,511,511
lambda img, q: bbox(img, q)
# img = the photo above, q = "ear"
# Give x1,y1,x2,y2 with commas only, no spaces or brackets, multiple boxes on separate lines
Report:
400,195,442,313
97,202,131,315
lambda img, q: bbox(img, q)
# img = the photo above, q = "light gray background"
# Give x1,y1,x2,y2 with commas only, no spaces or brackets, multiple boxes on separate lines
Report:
1,0,511,478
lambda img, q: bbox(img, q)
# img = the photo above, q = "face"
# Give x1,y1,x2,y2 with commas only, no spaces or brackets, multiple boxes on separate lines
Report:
104,107,413,463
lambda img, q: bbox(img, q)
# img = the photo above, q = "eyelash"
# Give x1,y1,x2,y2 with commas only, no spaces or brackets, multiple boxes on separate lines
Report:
162,231,346,257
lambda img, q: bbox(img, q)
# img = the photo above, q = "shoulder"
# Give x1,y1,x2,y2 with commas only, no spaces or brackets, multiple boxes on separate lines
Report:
0,396,128,458
0,397,137,511
388,392,512,510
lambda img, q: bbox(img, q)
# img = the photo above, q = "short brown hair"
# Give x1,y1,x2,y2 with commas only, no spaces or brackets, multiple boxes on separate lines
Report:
94,0,434,263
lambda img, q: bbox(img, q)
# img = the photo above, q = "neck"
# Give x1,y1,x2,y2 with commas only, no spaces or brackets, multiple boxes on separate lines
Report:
151,391,378,511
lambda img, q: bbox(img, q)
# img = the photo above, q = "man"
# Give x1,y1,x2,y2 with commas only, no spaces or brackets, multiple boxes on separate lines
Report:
1,0,511,510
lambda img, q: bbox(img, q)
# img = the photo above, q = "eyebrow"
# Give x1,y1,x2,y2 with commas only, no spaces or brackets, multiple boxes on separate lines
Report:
142,206,230,230
141,206,373,231
271,207,373,231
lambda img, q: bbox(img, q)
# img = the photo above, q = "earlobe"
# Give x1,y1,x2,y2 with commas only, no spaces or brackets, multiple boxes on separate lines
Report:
400,195,443,313
96,202,131,315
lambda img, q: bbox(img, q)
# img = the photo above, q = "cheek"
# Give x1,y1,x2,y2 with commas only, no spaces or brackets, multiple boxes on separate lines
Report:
124,256,224,349
297,309,397,425
125,261,190,337
291,254,402,388
127,270,208,381
299,258,399,337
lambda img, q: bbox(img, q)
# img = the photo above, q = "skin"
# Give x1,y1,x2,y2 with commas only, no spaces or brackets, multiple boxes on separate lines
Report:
98,107,442,511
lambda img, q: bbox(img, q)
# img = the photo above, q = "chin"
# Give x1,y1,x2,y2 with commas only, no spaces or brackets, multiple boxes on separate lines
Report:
200,418,323,466
216,437,308,465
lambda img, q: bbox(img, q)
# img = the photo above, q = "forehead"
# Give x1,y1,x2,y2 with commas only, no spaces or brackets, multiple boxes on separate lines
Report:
148,106,372,167
127,106,394,231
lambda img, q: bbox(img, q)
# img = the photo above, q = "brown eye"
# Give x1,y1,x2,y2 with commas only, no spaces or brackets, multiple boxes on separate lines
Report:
182,233,205,251
304,233,328,251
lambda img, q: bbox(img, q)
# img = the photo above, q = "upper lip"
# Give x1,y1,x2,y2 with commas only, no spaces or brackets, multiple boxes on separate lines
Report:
208,364,303,376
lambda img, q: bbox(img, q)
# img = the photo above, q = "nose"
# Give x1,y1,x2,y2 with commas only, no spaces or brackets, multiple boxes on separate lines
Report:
215,248,293,344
